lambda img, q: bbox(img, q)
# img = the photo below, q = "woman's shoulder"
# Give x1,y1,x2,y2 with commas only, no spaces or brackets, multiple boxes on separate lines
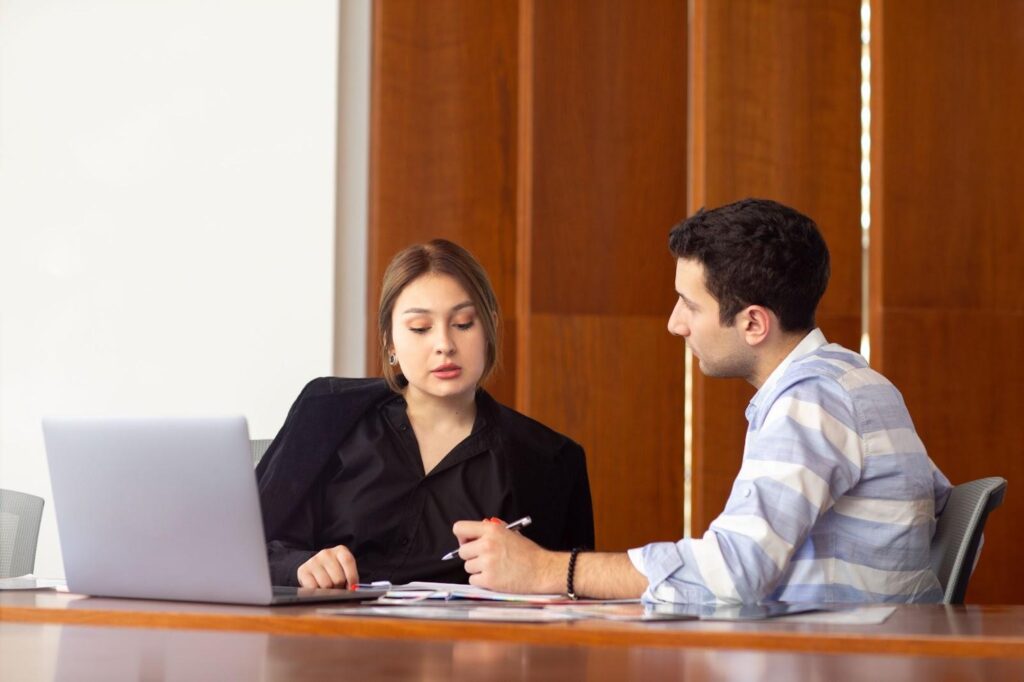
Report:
295,376,392,402
480,390,584,458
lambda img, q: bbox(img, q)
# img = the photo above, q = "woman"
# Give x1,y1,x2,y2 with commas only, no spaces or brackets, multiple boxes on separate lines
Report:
256,239,594,588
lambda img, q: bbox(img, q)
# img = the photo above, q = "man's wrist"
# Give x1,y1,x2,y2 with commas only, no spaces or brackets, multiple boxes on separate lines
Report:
538,550,570,594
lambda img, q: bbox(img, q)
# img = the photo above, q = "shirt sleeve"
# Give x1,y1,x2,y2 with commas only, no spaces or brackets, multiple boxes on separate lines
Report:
631,376,864,604
930,458,953,516
265,456,333,586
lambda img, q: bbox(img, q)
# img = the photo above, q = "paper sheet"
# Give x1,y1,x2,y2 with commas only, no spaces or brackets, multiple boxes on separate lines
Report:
380,581,633,605
319,604,581,622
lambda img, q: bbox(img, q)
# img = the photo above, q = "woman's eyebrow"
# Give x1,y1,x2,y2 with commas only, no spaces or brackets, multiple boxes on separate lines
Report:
401,301,475,315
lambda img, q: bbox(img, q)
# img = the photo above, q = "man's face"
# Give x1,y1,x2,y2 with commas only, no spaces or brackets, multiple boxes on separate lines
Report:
667,258,755,379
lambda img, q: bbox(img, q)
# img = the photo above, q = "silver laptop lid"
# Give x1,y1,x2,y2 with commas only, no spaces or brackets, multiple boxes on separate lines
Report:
42,416,273,604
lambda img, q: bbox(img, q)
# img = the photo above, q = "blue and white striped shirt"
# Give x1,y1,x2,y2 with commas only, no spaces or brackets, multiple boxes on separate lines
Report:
629,329,952,604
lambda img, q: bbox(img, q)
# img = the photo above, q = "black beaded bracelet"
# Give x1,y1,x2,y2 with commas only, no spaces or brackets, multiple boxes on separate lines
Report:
566,547,583,600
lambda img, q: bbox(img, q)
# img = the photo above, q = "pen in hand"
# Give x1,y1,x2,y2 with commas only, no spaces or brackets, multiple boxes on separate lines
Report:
441,515,532,561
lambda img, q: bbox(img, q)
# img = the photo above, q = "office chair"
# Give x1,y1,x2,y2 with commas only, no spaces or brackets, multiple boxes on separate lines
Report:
0,488,45,578
930,476,1007,604
250,439,273,466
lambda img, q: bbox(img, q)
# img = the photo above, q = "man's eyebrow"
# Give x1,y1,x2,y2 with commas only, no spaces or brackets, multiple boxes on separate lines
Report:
676,291,699,307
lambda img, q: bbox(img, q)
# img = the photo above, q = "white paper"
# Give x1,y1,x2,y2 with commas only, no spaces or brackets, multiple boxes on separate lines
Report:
319,605,581,622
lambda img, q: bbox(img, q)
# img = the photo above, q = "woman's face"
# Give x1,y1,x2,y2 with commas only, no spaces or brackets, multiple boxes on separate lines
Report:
390,273,487,402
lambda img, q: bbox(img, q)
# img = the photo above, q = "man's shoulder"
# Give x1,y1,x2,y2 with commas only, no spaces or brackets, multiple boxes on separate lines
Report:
783,344,896,394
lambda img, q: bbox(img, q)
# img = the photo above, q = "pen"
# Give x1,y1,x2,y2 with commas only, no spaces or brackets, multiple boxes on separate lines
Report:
348,580,392,591
441,515,532,561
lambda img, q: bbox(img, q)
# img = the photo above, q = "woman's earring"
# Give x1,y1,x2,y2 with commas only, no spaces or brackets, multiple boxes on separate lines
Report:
388,353,397,366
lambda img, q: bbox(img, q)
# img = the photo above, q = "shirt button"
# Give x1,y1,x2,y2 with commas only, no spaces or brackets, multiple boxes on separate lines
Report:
743,487,752,498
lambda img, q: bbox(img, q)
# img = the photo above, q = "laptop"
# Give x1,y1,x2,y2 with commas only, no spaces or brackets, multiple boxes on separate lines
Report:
41,416,386,605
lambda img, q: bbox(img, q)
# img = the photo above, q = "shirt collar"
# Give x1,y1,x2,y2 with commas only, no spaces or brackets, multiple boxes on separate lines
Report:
748,328,828,412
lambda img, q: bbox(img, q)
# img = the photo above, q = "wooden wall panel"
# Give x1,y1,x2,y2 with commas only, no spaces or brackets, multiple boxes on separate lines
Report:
368,0,520,404
522,0,687,550
872,0,1024,603
527,314,685,548
688,0,862,532
369,1,688,551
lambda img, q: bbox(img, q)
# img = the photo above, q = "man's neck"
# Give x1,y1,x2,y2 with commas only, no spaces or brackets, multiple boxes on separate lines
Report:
748,332,808,389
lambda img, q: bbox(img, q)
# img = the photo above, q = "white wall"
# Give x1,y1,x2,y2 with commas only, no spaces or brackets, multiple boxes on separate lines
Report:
0,1,351,578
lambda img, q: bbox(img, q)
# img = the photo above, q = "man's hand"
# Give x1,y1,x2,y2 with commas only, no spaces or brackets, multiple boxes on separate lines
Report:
452,520,565,594
297,545,359,589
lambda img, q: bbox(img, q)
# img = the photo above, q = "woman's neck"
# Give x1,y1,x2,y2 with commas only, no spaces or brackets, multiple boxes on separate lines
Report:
402,386,477,432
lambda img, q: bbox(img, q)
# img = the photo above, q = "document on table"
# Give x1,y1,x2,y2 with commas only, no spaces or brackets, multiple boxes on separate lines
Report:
0,574,67,591
319,604,582,623
377,581,639,606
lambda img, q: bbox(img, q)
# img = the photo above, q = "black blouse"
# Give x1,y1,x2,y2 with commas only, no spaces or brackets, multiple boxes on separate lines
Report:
259,378,594,587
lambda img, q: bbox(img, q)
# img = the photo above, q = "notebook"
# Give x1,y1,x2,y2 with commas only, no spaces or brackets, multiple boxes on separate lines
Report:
41,415,384,605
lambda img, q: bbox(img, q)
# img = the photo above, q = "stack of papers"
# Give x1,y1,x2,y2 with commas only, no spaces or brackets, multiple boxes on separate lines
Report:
377,581,638,605
320,605,582,623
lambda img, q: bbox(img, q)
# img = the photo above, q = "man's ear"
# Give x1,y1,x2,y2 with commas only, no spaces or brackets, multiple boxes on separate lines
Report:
738,305,772,346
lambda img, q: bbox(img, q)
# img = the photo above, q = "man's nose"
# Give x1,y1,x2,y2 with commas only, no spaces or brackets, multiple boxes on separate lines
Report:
668,305,689,337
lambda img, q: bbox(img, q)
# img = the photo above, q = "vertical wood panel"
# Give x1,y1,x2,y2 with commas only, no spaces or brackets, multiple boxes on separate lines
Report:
369,1,688,551
368,0,519,404
872,0,1024,603
688,0,862,532
522,0,688,550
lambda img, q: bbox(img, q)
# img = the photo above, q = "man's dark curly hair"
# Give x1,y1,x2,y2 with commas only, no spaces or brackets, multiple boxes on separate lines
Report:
668,198,830,332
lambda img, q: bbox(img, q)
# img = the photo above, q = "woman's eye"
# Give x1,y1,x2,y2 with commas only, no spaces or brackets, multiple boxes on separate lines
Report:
409,327,430,334
453,321,475,331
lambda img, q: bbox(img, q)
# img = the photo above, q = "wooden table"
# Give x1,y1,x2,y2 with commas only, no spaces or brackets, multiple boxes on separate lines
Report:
2,591,1023,680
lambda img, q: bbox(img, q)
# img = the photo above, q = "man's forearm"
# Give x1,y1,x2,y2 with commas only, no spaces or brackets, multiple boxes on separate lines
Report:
534,551,648,599
574,552,649,599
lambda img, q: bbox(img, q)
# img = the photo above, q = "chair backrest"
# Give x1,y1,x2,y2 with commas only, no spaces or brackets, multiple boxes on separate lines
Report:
930,476,1007,604
0,489,45,578
250,439,273,467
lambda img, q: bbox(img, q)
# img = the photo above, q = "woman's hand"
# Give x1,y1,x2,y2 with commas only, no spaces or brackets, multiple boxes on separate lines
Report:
297,545,360,588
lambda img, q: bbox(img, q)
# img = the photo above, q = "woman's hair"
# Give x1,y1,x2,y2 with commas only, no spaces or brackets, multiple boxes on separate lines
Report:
378,239,501,392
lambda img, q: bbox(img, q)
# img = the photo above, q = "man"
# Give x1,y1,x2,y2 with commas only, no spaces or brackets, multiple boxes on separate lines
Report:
452,198,952,604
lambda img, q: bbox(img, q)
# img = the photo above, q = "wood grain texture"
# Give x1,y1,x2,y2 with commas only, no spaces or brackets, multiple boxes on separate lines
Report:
528,0,688,317
367,0,520,404
4,595,1024,659
871,0,1024,603
524,314,685,551
687,0,862,532
521,0,688,549
4,622,1024,681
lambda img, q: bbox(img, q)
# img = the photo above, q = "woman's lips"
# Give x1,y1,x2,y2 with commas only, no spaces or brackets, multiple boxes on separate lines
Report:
432,365,462,379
